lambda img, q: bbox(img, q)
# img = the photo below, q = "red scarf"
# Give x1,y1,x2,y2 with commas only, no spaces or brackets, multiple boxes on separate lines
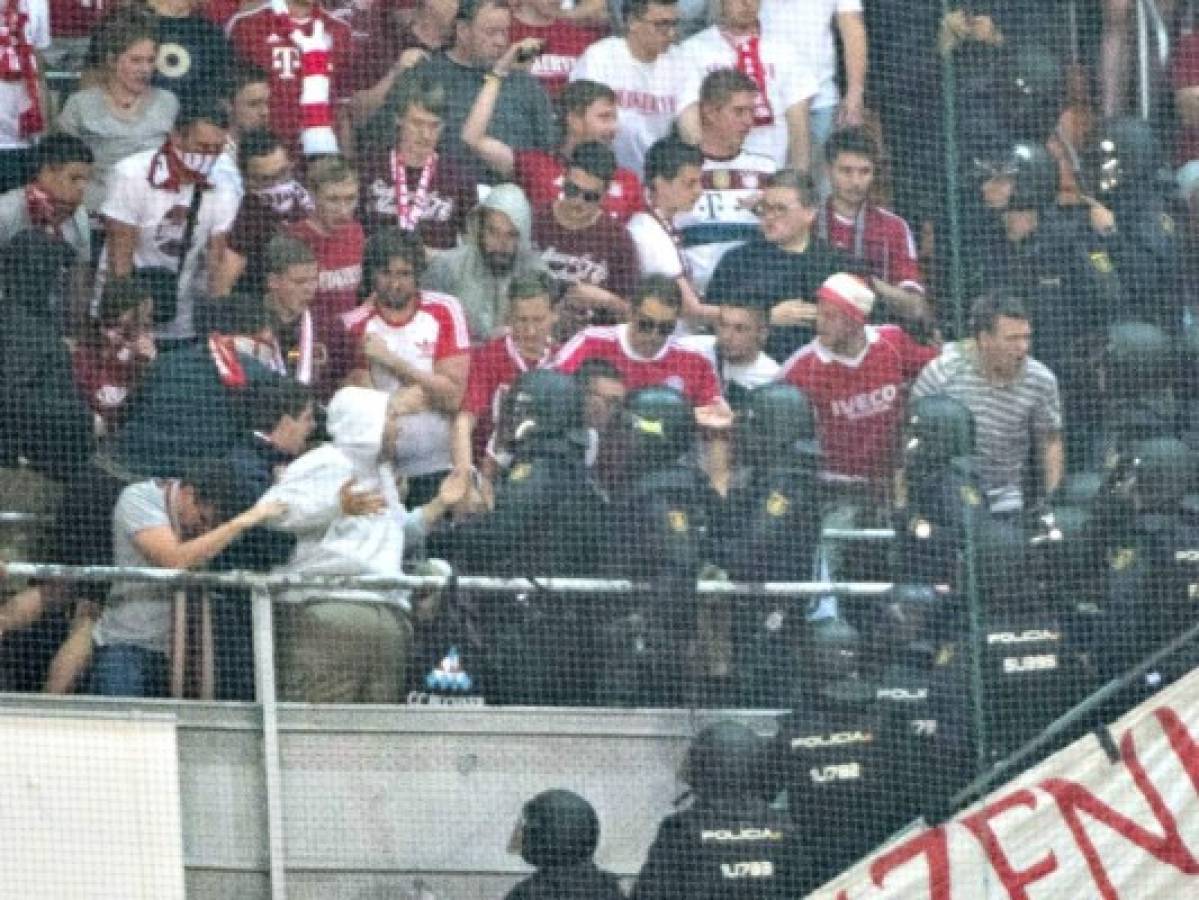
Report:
148,142,211,192
726,31,773,126
25,184,61,236
391,150,437,231
0,0,42,138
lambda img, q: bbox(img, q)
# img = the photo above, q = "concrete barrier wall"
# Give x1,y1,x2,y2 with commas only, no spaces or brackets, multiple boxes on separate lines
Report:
0,695,780,899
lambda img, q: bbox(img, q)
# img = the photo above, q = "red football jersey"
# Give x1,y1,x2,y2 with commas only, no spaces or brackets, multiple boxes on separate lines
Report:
778,325,936,483
334,291,470,388
515,149,643,223
554,324,722,408
508,18,605,100
463,333,555,463
285,217,364,340
819,201,925,295
227,3,352,152
50,0,107,37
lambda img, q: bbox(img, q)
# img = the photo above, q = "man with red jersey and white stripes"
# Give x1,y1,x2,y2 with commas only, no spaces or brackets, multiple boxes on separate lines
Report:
336,226,470,503
227,0,353,156
818,126,931,330
554,274,733,487
777,272,936,491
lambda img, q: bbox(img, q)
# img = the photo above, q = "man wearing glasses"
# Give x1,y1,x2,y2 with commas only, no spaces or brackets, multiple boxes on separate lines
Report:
554,274,733,443
570,0,686,176
532,142,639,337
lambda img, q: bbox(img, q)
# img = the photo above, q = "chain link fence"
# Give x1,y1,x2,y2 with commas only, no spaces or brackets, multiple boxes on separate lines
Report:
0,0,1197,896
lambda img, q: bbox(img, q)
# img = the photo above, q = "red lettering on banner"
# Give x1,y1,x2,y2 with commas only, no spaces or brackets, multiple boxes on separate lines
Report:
959,790,1058,898
868,827,951,899
1156,707,1199,794
1040,710,1199,899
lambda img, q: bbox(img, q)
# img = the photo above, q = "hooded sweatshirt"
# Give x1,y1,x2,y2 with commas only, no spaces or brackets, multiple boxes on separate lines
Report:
262,386,426,610
421,184,546,342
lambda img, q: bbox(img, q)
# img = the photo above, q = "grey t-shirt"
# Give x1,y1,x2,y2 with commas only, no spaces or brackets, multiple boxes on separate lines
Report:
57,87,179,213
94,480,175,654
413,53,556,183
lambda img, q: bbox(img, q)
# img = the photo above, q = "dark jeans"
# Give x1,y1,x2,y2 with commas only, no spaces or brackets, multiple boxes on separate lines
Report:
91,643,169,698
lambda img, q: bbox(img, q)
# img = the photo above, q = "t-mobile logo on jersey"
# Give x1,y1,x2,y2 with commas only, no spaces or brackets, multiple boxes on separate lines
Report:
271,46,301,79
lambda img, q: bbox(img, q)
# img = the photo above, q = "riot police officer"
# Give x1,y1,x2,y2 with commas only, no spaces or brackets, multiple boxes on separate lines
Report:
865,584,972,825
598,385,719,706
633,721,807,899
436,370,606,705
896,394,987,586
1088,117,1184,329
771,618,904,891
719,384,822,706
504,789,624,900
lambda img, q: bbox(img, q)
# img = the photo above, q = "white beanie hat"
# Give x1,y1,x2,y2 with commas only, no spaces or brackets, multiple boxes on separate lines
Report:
816,272,875,322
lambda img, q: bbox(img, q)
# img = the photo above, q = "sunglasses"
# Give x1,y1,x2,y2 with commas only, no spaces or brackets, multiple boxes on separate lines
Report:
635,316,677,337
563,181,603,203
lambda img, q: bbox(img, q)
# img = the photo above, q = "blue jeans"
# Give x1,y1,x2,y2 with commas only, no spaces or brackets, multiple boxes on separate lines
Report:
91,644,169,698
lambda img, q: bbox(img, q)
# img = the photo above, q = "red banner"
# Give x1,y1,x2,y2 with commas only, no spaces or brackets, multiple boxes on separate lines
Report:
811,667,1199,898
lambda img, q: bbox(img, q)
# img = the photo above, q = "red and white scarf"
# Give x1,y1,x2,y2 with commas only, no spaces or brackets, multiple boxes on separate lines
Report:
391,150,437,231
148,142,212,192
725,30,773,126
0,0,43,138
273,0,338,156
209,311,315,388
25,184,62,237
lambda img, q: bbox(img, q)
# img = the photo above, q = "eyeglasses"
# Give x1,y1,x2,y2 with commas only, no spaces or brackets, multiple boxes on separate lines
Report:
563,181,603,204
634,316,677,337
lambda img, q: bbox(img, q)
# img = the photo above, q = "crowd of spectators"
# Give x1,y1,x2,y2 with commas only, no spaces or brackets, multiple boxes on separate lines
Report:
0,0,1192,722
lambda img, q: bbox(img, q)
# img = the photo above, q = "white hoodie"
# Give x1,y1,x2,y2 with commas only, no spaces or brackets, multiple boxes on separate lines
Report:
263,386,424,611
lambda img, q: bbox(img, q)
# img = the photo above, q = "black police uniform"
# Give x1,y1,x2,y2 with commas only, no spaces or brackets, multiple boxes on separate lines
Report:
718,385,823,706
598,387,718,706
634,722,808,900
434,371,606,705
506,790,624,900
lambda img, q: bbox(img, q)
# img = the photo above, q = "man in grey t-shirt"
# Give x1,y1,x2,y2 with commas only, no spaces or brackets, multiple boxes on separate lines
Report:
91,460,284,697
912,291,1064,514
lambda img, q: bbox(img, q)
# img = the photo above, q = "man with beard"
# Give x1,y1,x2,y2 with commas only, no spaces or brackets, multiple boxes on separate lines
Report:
337,227,471,505
213,129,313,297
422,182,545,341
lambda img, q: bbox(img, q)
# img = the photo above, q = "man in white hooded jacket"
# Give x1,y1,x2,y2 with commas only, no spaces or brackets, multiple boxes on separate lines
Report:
262,385,463,702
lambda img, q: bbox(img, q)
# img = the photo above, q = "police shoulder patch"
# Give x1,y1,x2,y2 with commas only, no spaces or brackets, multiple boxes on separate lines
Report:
667,510,688,532
1089,251,1114,274
765,490,790,517
509,462,533,482
1109,547,1137,571
1161,213,1175,235
959,485,982,507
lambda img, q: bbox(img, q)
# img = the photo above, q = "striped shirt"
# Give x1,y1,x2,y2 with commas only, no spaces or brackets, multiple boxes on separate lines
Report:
912,341,1062,512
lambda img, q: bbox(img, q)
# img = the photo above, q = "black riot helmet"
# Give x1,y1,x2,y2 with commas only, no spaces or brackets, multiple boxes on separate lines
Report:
999,43,1065,142
1102,322,1173,400
1091,117,1165,203
1129,438,1198,514
514,789,601,869
683,720,767,800
508,370,586,447
624,385,695,467
739,383,820,467
1001,141,1059,212
905,395,976,471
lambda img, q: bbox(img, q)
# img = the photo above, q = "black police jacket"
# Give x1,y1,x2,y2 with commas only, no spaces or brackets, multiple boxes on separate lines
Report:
719,466,822,582
632,797,807,900
439,439,604,577
504,862,625,900
606,464,716,581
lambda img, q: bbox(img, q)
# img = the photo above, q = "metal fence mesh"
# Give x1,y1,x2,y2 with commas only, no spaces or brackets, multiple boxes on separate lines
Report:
0,0,1197,896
